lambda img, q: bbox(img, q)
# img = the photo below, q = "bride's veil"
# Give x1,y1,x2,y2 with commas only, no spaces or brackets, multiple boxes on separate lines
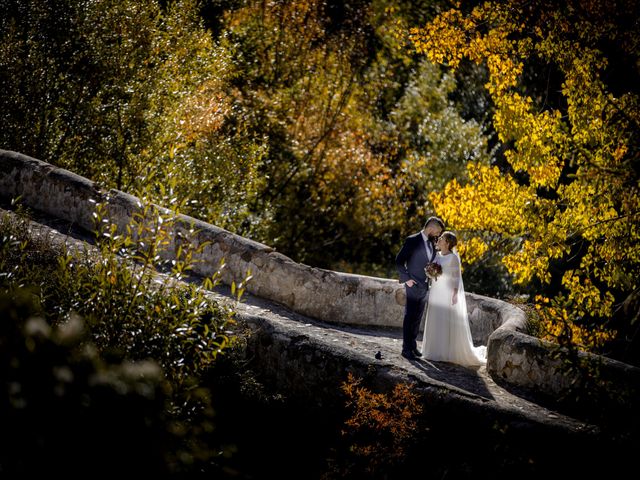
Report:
422,247,487,366
451,250,486,357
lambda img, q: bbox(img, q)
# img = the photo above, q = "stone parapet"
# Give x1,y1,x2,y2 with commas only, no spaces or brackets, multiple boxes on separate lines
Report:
2,148,638,414
488,324,640,415
0,149,504,340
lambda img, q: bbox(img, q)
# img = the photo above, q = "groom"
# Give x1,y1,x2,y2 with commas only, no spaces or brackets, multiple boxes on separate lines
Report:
395,216,445,360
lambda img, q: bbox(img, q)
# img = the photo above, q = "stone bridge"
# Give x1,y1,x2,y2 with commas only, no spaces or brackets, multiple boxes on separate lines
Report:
1,149,638,460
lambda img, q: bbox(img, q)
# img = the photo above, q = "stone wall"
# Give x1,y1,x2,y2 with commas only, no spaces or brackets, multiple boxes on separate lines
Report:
0,149,503,342
2,148,638,411
488,325,640,414
485,291,640,414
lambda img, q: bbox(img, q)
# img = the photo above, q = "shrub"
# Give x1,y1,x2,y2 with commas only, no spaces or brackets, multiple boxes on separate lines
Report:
325,373,423,478
0,201,243,474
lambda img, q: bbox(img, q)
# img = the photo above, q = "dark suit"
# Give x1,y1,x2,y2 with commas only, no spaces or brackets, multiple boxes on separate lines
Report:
395,232,437,354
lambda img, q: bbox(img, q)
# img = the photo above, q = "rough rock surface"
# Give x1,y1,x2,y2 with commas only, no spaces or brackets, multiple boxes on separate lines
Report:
2,148,638,439
1,206,598,442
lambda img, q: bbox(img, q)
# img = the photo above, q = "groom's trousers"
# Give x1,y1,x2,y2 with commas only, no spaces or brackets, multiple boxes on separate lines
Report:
402,284,428,353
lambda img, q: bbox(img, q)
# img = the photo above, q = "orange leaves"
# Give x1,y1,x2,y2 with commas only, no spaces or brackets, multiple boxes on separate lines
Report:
342,372,423,433
178,89,231,142
340,373,422,469
323,140,398,229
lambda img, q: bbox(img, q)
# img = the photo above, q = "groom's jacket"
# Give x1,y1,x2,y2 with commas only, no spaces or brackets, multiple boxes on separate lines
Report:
395,232,436,289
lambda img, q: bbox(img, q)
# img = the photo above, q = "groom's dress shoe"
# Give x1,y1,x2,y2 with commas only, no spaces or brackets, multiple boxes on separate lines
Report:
412,349,423,358
401,351,416,360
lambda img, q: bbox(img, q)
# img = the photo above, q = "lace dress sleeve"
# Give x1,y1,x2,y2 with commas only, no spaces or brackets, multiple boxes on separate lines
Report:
448,254,461,291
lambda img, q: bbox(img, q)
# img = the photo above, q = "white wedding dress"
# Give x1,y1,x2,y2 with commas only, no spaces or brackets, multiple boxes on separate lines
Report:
421,252,486,366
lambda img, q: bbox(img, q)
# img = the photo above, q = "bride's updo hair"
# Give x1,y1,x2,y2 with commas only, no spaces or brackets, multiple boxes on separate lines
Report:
441,231,458,251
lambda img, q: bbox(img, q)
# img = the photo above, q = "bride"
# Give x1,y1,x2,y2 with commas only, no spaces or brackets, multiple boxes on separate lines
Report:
421,231,486,367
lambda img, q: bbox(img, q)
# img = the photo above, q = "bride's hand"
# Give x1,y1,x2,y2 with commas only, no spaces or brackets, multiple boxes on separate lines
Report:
452,292,458,305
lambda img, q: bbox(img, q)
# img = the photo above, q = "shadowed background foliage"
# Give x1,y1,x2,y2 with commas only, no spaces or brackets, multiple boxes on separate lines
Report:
0,0,638,475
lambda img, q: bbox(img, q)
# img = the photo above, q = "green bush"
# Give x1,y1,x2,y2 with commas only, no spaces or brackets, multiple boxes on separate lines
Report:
0,289,174,475
0,204,240,474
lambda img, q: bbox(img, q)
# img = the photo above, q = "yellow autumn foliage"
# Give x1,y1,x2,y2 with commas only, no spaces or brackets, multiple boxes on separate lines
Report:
409,0,639,352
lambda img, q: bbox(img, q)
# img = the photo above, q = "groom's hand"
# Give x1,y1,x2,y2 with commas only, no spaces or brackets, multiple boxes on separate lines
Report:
405,280,416,287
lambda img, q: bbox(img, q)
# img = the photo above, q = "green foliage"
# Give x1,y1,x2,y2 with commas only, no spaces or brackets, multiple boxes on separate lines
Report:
0,289,175,475
0,0,266,230
0,0,494,283
386,58,492,210
0,204,239,473
221,0,491,277
1,203,234,388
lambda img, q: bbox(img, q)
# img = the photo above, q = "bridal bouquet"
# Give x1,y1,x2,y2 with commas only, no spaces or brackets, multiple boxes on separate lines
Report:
425,262,442,281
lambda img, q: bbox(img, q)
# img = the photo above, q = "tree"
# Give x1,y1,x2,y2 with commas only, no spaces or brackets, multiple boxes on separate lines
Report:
1,0,494,280
409,0,640,358
0,0,265,230
221,0,491,275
